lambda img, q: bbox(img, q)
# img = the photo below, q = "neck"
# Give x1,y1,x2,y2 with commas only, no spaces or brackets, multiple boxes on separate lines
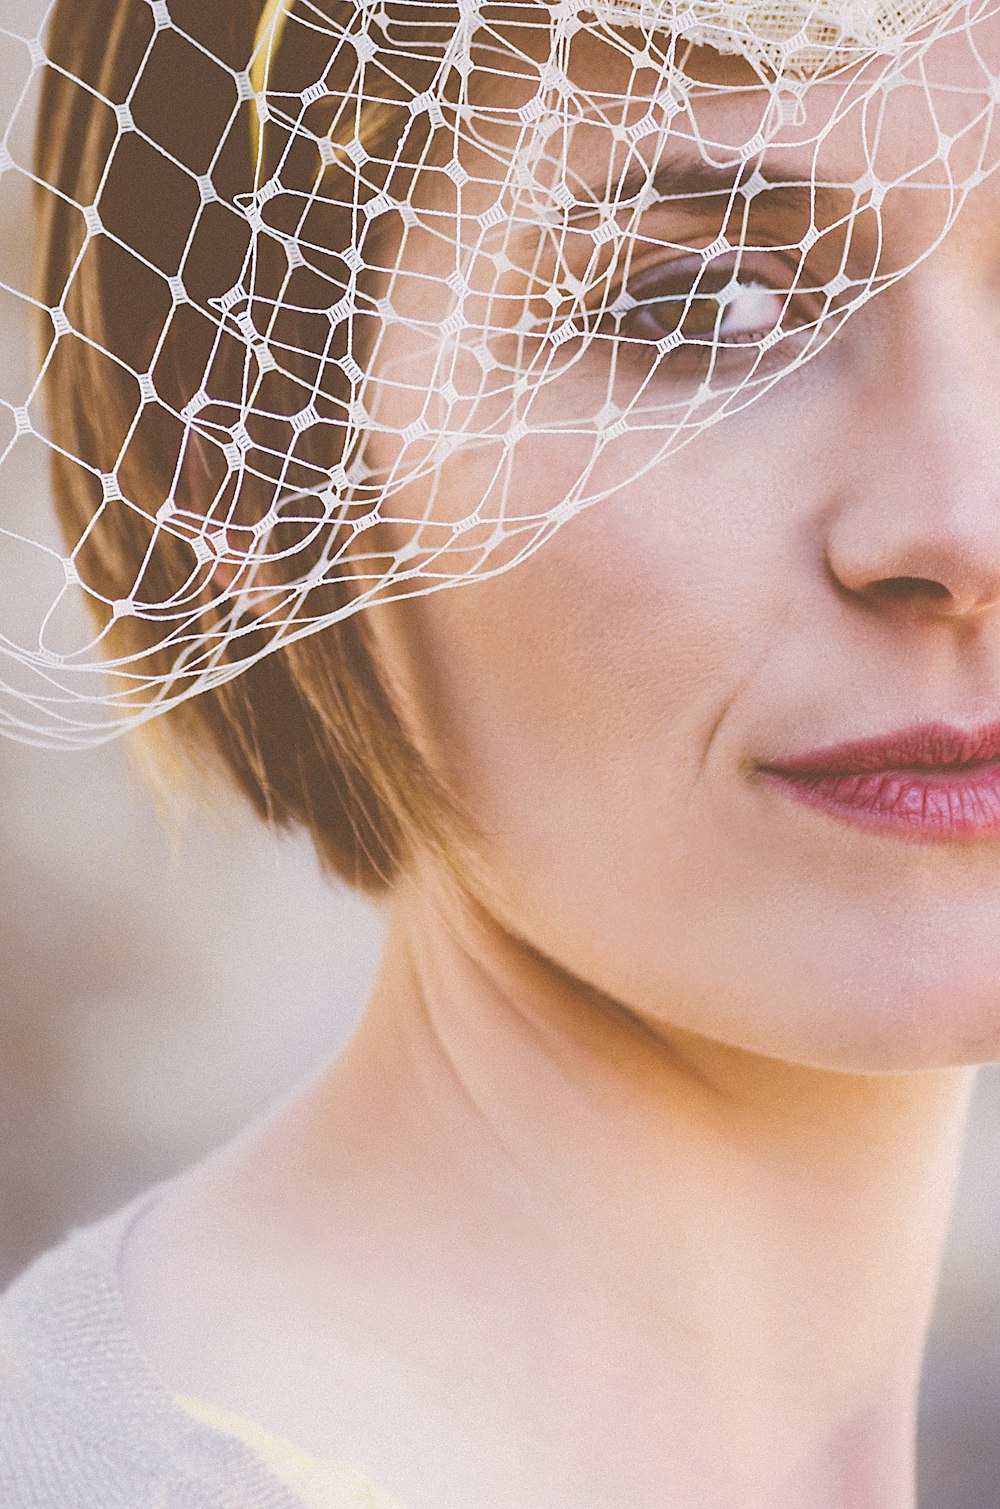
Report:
300,870,973,1509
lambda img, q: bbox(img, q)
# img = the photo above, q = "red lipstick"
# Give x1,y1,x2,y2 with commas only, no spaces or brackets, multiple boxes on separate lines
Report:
758,718,1000,840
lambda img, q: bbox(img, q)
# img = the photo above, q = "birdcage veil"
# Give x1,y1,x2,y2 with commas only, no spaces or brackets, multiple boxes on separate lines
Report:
1,0,997,747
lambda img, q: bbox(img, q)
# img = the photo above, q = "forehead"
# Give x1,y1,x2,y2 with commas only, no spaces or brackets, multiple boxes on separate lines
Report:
410,4,1000,254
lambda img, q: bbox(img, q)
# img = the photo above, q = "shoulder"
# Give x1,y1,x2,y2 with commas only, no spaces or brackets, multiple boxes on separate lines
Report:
0,1181,303,1508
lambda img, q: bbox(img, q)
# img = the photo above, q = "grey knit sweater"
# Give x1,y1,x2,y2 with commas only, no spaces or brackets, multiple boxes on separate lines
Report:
0,1177,311,1508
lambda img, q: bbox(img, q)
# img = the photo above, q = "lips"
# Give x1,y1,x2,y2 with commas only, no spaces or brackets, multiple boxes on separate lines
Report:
758,718,1000,840
764,718,1000,777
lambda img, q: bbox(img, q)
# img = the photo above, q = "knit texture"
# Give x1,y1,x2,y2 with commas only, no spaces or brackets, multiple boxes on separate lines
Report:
0,1178,404,1508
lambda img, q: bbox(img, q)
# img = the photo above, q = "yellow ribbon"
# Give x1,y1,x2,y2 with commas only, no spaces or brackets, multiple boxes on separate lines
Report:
250,0,297,163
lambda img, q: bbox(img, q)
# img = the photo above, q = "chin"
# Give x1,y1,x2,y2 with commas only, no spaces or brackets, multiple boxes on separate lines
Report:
645,951,1000,1077
766,986,1000,1075
674,886,1000,1075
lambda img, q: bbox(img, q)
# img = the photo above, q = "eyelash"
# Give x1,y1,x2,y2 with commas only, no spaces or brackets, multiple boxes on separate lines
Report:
585,251,829,366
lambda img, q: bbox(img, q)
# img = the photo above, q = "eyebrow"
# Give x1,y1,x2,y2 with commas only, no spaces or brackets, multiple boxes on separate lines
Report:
562,151,857,227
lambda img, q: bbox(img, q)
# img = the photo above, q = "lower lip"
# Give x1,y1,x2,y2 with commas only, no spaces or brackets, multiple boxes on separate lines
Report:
758,762,1000,841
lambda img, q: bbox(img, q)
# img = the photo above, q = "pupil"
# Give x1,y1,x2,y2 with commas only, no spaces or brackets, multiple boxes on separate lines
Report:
682,295,724,340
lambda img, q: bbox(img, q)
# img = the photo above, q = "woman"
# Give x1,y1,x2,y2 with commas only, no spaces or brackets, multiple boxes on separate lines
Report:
3,0,1000,1504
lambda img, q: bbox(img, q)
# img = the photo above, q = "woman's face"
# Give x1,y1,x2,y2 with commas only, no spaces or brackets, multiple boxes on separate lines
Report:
361,13,1000,1073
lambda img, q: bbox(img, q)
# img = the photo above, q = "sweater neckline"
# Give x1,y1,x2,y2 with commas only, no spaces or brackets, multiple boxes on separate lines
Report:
2,1173,310,1508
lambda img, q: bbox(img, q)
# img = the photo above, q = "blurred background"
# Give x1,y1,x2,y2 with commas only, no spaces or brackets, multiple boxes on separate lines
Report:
2,7,999,1505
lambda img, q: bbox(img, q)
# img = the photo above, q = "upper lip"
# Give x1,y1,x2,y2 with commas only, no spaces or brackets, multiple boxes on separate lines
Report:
765,718,1000,775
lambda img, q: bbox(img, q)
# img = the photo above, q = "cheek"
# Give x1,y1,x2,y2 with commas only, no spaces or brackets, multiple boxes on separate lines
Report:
365,362,1000,1069
386,454,787,873
374,367,834,855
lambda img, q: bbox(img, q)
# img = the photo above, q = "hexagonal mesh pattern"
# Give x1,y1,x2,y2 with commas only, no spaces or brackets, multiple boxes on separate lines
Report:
0,0,997,744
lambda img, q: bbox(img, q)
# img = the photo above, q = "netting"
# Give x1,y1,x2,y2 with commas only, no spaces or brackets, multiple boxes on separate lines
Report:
1,0,998,746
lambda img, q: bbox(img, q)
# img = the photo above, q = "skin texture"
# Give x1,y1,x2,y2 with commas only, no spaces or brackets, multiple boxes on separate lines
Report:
120,18,1000,1509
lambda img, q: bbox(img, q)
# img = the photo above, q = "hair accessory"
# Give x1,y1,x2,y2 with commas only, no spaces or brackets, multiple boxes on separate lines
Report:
1,0,995,745
250,0,298,161
589,0,954,75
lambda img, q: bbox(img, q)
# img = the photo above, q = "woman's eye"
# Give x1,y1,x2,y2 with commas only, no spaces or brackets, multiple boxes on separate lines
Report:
565,249,840,400
594,256,814,353
681,280,785,344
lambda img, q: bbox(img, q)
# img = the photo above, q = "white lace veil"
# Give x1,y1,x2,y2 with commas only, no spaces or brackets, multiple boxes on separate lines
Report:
1,0,997,745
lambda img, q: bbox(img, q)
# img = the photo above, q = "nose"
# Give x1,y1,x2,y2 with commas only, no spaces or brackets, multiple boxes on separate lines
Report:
824,251,1000,626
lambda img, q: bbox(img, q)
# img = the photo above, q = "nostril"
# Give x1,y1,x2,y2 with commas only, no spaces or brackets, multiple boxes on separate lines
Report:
875,577,949,599
868,576,951,606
